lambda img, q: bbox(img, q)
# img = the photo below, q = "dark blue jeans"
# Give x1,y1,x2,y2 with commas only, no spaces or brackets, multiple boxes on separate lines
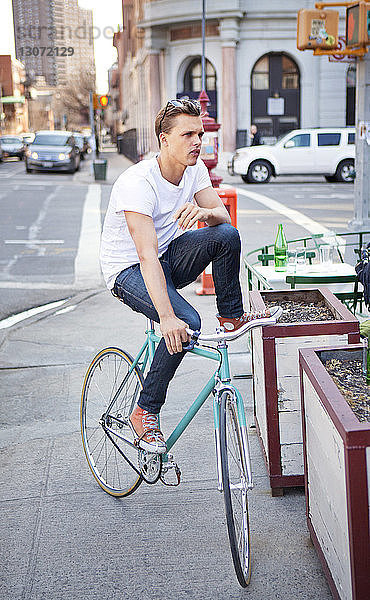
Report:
112,223,243,413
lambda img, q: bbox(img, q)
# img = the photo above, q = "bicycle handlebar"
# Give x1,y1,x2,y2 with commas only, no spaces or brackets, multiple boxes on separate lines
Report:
184,307,282,348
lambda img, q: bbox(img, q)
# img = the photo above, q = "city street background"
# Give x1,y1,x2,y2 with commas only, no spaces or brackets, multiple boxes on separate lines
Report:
0,152,356,321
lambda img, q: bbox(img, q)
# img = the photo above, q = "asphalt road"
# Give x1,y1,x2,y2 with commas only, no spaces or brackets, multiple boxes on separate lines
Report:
0,154,357,322
0,154,111,320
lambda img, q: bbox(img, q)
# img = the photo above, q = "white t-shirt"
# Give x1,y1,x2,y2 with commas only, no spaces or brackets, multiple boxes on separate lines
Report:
100,157,212,289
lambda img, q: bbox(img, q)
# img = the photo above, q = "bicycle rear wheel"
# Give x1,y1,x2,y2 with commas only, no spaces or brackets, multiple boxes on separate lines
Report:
81,347,143,497
219,391,251,587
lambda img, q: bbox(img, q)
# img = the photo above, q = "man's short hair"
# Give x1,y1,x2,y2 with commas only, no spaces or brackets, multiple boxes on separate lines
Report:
155,99,201,146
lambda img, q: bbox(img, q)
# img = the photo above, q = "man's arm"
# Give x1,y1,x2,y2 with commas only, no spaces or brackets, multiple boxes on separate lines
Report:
124,211,189,355
174,186,231,230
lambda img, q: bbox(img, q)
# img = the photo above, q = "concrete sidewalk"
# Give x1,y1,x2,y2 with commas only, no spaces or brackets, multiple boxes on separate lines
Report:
0,284,332,600
73,148,134,186
0,150,332,599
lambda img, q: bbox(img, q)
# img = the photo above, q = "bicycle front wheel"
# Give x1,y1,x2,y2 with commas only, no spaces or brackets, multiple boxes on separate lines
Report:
81,347,143,497
219,391,251,587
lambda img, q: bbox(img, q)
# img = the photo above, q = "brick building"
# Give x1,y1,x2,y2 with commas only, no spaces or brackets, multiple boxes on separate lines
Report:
0,55,28,134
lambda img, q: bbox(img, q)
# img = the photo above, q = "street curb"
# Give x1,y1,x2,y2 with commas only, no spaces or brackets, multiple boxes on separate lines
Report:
0,288,105,344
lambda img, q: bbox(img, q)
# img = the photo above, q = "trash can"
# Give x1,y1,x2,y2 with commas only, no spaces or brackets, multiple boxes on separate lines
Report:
93,159,107,181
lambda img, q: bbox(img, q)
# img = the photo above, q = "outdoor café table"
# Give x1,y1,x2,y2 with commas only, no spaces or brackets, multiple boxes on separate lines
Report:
249,262,357,294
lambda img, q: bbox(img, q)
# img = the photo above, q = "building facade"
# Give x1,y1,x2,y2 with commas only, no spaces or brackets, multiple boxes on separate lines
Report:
0,55,28,134
12,0,95,89
114,0,355,162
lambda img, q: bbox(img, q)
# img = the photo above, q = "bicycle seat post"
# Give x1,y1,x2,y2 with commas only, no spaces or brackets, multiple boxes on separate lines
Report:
146,317,155,332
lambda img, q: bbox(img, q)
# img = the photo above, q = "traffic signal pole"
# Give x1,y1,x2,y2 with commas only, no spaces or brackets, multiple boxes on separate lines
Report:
89,91,96,163
350,51,370,229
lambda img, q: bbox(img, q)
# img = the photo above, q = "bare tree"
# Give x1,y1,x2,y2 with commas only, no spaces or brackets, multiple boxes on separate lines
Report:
58,70,95,129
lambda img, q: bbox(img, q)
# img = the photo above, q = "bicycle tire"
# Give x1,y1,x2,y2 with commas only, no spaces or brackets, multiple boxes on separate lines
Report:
81,347,143,497
219,390,251,587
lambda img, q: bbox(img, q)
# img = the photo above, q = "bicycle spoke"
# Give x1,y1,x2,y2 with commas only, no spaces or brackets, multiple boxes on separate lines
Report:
81,348,143,496
220,392,251,587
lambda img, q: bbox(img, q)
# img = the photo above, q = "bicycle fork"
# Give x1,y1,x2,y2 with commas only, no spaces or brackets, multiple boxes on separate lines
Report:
213,385,253,493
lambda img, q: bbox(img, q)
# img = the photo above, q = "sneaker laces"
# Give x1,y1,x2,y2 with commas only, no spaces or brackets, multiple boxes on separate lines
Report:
141,412,164,443
243,310,270,321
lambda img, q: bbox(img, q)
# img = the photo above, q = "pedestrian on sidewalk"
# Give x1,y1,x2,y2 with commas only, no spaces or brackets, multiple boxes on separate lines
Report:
99,99,274,453
250,124,262,146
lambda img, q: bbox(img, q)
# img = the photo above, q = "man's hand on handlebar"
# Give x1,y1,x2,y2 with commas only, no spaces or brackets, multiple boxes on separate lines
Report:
160,315,189,355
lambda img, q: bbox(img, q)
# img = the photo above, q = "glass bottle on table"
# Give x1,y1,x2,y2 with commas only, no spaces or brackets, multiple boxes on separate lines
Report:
274,224,287,271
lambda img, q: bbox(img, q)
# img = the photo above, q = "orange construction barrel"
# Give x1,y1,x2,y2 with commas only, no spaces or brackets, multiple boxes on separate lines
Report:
196,187,238,295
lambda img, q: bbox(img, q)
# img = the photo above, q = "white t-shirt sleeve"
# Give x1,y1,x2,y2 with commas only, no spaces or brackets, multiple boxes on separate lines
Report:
193,159,212,195
112,175,156,217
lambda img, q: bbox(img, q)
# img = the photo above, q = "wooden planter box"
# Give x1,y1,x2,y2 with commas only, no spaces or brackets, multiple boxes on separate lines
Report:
299,345,370,600
249,288,360,496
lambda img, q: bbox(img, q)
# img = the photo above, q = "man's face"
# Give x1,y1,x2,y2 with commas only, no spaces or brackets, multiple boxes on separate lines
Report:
161,114,204,167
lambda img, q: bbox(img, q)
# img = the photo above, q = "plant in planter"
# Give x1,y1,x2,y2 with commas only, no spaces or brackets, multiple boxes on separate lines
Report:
299,344,370,600
249,287,360,496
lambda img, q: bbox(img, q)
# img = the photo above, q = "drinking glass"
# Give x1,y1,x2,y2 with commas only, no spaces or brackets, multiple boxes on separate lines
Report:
319,245,334,267
286,250,297,273
295,247,306,273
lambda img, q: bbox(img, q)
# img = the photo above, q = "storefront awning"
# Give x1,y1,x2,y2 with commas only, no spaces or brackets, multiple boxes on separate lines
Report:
1,96,25,104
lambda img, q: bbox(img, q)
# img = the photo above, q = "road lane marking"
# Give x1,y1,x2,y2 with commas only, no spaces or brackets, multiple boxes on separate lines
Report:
54,305,76,316
4,240,65,244
230,186,333,237
310,194,353,199
0,299,68,330
74,183,102,289
2,188,61,276
0,282,73,289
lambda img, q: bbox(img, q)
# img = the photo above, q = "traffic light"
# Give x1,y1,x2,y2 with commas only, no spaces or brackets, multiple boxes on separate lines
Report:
297,9,339,50
92,94,111,110
346,2,370,48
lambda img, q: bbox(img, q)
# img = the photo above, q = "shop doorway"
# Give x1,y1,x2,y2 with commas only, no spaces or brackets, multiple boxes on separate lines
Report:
251,53,300,141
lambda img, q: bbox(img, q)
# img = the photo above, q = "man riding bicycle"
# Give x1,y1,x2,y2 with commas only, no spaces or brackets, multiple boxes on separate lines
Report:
100,99,279,455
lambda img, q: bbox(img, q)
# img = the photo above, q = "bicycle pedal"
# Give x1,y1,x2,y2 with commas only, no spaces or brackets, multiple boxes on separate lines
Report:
160,457,181,487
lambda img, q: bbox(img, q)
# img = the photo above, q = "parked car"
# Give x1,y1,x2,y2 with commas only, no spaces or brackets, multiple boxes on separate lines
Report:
228,127,355,183
0,135,25,160
20,132,35,145
0,143,3,162
83,135,92,154
25,130,80,173
72,132,88,160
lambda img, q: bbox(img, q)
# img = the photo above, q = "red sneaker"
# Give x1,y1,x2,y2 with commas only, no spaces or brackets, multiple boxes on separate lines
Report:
129,406,167,454
217,307,282,332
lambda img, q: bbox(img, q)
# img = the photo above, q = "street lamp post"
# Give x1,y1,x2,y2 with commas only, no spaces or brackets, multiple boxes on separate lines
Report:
198,0,222,187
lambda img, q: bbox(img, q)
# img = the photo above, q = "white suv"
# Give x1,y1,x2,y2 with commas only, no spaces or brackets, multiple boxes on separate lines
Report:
229,127,355,184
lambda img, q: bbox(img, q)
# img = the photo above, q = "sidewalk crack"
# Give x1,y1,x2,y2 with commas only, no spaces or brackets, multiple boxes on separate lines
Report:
20,438,54,600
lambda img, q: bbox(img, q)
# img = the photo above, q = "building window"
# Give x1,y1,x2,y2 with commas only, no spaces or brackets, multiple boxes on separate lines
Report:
184,58,216,93
251,56,269,90
282,56,299,89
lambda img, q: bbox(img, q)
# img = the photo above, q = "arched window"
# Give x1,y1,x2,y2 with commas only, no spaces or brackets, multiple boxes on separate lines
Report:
251,56,269,90
180,57,217,119
184,58,216,93
282,55,299,89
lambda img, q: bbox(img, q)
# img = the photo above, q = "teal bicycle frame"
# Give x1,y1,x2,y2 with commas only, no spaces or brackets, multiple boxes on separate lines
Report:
125,318,253,490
